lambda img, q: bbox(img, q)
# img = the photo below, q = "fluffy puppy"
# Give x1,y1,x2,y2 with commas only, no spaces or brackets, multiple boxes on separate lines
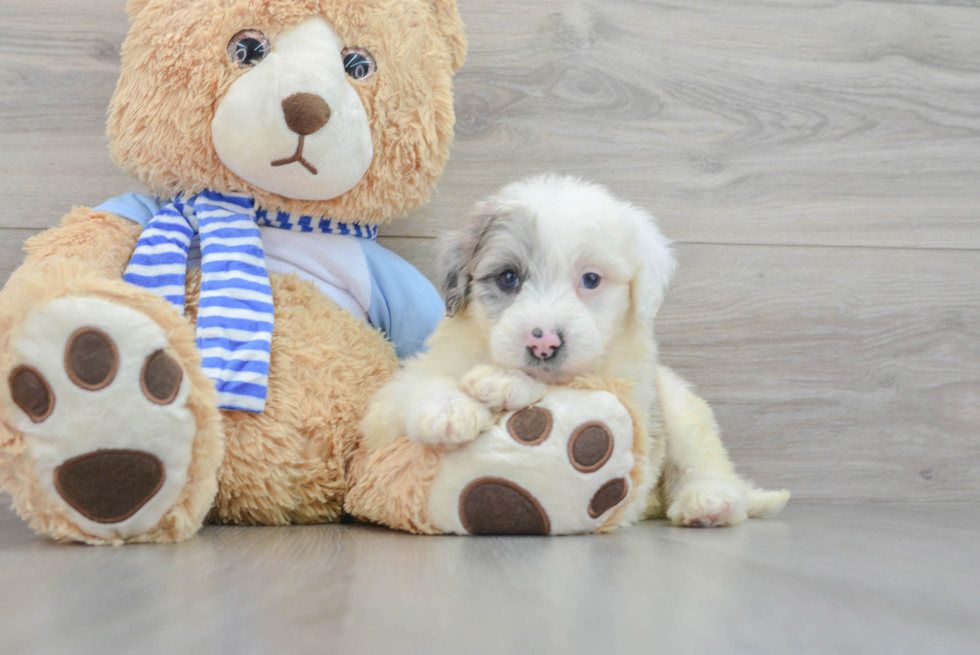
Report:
363,174,790,527
362,173,674,450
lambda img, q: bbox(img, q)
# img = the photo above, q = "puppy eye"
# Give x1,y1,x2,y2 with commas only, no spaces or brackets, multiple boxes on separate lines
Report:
229,30,270,68
582,273,602,290
342,48,377,81
496,270,522,292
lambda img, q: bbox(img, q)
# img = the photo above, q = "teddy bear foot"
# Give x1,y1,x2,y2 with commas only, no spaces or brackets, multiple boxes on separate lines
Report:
426,389,646,535
1,293,222,544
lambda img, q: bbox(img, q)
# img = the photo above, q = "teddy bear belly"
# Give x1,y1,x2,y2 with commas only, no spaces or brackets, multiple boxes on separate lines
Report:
186,269,401,525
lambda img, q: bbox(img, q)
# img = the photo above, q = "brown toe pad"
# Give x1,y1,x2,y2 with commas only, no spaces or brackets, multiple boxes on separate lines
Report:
65,328,119,391
460,477,551,535
9,366,55,423
507,407,553,446
568,421,614,473
589,478,628,519
141,350,182,405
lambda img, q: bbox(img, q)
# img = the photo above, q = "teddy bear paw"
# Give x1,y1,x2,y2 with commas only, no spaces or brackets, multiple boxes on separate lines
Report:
667,478,749,528
2,296,205,542
426,389,642,535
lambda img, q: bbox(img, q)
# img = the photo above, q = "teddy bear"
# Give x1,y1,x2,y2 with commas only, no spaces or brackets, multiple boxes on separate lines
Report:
0,0,787,545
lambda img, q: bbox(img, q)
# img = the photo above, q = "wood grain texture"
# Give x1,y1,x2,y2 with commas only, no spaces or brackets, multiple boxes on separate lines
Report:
0,1,142,222
1,502,978,655
1,0,979,248
660,243,980,502
882,1,980,6
0,229,35,283
409,0,980,247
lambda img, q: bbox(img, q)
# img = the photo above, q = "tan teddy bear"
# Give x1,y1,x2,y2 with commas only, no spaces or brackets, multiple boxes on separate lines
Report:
0,0,786,545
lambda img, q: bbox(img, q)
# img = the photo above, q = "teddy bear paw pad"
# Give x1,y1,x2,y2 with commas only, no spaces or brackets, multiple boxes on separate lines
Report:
459,477,550,535
3,296,197,540
54,449,165,523
506,407,553,445
428,389,640,535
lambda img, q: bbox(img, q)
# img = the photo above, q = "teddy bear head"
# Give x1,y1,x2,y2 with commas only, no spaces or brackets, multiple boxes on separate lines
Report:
108,0,466,224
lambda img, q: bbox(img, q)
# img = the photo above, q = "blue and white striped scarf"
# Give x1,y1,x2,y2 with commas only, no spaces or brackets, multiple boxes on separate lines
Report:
122,190,378,413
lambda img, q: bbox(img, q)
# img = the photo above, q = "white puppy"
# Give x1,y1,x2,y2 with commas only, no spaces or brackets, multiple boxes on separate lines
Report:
363,174,789,527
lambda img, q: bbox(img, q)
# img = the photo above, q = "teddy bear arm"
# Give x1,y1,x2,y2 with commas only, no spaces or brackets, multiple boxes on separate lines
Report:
21,207,143,279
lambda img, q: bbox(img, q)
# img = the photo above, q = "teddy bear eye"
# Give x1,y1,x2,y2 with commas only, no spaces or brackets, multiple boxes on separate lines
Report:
228,30,270,68
342,48,377,81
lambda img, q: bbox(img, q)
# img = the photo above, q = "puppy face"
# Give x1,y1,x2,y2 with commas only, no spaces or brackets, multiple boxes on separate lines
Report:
439,175,675,384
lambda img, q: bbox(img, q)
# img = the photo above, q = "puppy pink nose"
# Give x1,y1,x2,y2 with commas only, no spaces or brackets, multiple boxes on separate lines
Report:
526,328,563,360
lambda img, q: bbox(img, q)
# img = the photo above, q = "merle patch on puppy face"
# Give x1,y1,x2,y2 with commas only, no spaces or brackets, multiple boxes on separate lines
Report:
438,203,536,319
471,226,535,321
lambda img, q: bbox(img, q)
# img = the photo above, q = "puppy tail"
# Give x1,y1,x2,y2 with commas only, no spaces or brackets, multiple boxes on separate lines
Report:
745,486,791,518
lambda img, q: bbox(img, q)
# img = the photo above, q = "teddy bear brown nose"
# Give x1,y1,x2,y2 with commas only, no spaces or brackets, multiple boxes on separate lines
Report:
281,92,331,135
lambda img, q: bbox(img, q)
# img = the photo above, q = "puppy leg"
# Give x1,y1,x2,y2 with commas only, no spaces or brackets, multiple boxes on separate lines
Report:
362,374,492,449
459,364,551,412
406,379,495,449
363,314,501,449
656,366,789,527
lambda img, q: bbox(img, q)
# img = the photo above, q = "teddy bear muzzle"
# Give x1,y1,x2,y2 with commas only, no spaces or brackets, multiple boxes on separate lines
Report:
210,15,375,201
271,92,332,175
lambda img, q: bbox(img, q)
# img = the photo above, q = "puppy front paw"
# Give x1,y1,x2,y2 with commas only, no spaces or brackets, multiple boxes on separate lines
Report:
406,389,493,449
667,478,748,528
460,365,549,412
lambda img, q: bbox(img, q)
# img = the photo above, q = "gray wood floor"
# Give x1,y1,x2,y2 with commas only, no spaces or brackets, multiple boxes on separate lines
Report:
2,0,977,503
0,502,977,655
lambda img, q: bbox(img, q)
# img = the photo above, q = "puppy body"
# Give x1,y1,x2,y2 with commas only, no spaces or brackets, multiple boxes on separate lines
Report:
362,175,789,526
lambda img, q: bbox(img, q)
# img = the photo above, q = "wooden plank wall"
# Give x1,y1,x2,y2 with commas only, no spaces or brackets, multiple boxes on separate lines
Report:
0,0,977,502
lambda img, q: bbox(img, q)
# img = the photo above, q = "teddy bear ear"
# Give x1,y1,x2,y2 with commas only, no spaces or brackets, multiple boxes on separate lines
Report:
126,0,151,23
430,0,467,72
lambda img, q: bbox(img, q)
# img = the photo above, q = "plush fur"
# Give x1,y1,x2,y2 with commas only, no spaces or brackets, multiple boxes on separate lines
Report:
109,0,464,223
0,257,224,544
0,0,465,543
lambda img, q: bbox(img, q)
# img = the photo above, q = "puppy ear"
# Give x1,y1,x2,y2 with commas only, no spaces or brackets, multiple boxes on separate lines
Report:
630,207,676,327
436,229,473,317
436,203,500,317
429,0,467,72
